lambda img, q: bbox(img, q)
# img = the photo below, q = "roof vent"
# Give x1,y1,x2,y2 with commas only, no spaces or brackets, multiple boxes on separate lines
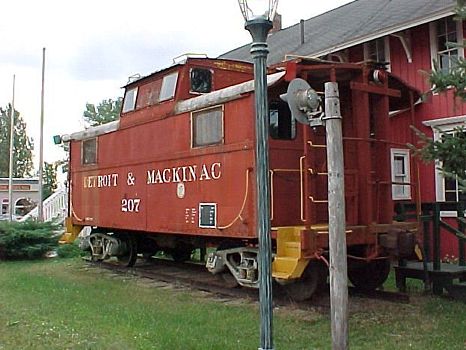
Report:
127,74,141,84
300,19,305,45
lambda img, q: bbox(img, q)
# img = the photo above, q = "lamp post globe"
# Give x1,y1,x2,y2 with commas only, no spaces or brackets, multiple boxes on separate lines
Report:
238,1,278,350
238,0,278,21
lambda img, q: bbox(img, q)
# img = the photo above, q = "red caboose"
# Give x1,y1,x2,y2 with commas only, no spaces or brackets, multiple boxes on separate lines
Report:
62,57,419,299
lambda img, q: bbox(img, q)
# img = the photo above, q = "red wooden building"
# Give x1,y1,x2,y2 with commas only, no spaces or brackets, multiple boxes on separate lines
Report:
222,0,465,259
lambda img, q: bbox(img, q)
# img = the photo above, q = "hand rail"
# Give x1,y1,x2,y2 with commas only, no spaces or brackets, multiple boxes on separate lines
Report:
18,187,68,223
395,201,465,268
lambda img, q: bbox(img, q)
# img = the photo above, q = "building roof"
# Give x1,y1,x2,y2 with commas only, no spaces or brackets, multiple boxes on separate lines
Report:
220,0,457,65
0,178,39,185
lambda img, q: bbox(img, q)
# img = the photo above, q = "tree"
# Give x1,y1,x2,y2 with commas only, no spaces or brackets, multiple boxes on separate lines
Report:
412,1,466,190
412,126,466,190
83,98,122,127
42,162,58,200
0,105,34,178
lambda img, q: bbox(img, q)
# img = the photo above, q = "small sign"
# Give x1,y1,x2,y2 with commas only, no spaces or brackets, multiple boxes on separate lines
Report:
0,184,32,191
199,203,216,228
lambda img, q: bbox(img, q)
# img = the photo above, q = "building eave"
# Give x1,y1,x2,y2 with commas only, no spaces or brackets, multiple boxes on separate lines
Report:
293,7,456,59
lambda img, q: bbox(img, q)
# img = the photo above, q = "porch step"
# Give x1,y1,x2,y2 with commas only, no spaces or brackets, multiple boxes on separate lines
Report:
273,226,309,280
446,282,466,302
58,217,84,244
283,241,301,258
273,257,298,272
272,256,307,280
394,261,466,299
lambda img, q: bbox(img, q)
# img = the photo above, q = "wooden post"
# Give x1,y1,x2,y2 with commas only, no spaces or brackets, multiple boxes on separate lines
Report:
457,201,465,267
8,75,16,222
324,82,349,350
432,202,441,271
38,48,46,222
351,83,372,225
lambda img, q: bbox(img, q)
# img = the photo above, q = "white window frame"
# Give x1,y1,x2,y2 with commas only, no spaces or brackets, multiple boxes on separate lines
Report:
122,87,138,113
429,16,464,71
159,72,179,102
423,115,466,216
390,148,411,200
363,37,391,71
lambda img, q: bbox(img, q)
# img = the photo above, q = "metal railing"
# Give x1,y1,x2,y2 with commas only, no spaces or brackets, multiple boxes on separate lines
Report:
18,187,68,223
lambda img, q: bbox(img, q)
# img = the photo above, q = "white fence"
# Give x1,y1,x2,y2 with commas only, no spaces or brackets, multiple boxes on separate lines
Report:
19,187,68,223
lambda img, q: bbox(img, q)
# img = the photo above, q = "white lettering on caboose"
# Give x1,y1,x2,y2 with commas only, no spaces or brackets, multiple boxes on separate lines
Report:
84,173,118,188
147,162,222,185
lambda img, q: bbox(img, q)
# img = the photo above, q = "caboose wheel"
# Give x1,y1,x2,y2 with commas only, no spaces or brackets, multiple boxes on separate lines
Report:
117,236,137,267
348,259,390,291
171,246,193,262
282,260,327,301
219,271,239,288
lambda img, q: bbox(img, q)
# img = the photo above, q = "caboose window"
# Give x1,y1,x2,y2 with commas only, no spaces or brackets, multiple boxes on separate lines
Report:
136,80,162,109
122,87,138,113
192,106,223,147
269,101,296,140
159,72,178,102
82,138,97,165
190,68,212,93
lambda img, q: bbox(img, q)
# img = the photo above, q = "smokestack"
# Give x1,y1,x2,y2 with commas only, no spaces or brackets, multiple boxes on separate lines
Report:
271,12,282,33
300,19,305,45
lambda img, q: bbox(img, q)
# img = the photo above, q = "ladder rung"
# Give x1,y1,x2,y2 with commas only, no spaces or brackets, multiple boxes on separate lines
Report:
307,141,326,148
309,196,328,203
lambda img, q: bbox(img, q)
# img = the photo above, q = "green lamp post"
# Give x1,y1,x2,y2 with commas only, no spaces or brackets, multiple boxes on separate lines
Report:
238,1,278,349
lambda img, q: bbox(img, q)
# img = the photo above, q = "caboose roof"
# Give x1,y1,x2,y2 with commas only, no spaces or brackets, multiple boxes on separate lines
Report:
220,0,456,65
122,57,253,89
62,69,285,142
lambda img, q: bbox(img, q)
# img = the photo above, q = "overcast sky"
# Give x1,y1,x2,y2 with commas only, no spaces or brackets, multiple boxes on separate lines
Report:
0,0,353,168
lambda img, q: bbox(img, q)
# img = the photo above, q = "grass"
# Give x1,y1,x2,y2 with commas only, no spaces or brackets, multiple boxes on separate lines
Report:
0,259,464,350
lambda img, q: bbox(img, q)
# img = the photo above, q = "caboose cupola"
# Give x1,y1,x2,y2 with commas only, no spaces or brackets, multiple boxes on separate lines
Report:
119,57,253,128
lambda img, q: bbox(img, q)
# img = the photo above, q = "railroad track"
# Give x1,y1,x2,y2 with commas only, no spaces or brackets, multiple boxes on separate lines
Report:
85,257,410,310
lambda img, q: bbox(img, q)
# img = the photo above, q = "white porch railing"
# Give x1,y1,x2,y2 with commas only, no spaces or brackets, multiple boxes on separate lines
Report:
19,187,68,223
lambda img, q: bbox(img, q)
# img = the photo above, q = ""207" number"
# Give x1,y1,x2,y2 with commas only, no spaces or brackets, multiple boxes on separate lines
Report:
121,198,141,212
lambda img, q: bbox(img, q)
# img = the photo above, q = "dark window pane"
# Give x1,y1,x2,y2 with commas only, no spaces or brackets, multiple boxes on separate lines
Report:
447,32,458,43
446,17,457,32
437,20,445,35
445,178,457,191
437,36,447,52
269,101,295,140
459,190,466,203
82,138,97,165
445,191,457,202
394,155,406,175
191,68,212,93
367,38,386,63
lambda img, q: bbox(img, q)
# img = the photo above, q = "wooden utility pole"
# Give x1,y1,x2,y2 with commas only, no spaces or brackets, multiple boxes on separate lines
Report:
324,82,349,350
38,48,45,222
8,75,16,221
